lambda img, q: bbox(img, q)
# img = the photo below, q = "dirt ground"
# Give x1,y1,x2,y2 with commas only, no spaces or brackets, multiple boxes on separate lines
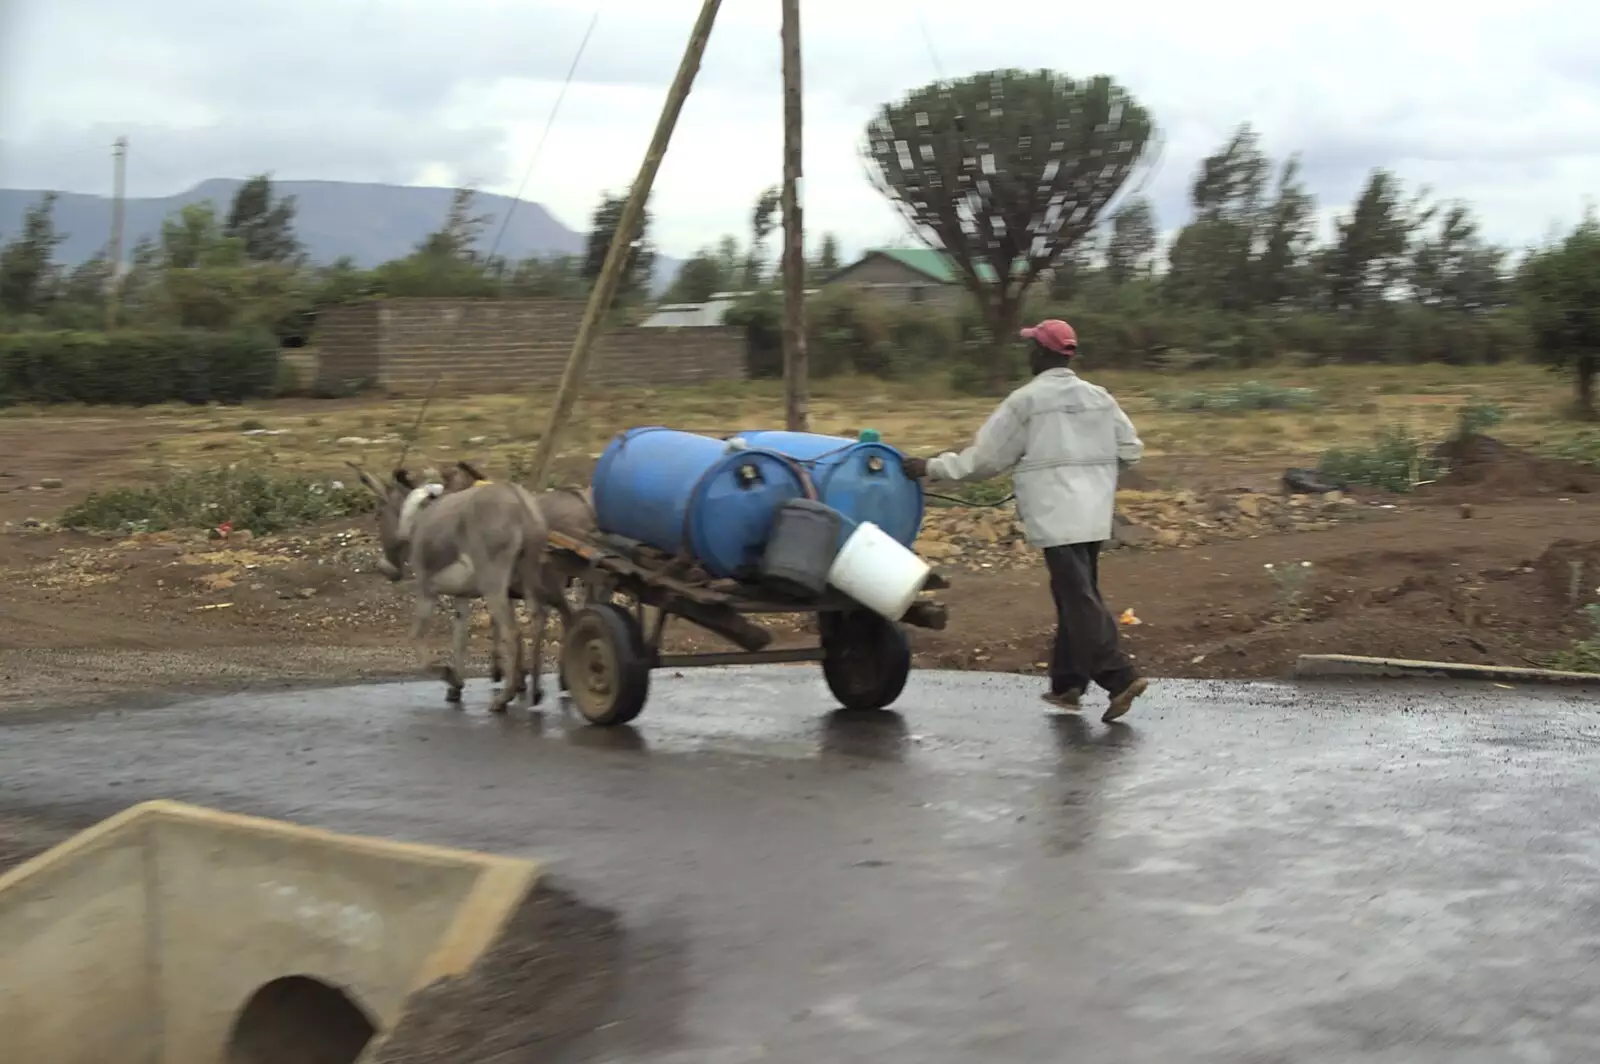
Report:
3,366,1599,714
2,424,1597,712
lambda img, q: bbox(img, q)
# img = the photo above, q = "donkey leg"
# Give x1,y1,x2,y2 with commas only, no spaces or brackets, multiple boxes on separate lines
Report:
527,600,549,707
485,590,523,714
488,615,505,684
443,599,471,703
410,592,446,693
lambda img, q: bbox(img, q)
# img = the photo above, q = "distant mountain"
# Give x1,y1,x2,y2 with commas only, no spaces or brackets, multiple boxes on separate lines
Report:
0,179,680,291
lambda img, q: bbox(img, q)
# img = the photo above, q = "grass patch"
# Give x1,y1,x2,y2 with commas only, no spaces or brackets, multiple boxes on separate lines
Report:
1543,433,1600,467
1152,380,1323,413
2,363,1579,497
60,462,374,535
1318,424,1440,493
1545,605,1600,674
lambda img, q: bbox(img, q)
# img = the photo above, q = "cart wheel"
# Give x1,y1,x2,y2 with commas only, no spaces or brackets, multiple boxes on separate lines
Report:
819,610,912,711
562,603,650,726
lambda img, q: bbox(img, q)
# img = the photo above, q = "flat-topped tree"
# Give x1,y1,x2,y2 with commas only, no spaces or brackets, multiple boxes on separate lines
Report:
863,69,1155,392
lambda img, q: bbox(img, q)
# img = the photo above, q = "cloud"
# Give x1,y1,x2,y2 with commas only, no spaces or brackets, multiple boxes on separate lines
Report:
4,0,1600,257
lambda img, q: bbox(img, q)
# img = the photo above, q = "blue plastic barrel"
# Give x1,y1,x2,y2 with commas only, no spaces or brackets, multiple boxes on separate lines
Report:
735,431,925,547
590,427,810,578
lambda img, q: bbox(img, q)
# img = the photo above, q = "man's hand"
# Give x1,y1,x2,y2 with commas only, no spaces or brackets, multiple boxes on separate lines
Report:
901,455,929,479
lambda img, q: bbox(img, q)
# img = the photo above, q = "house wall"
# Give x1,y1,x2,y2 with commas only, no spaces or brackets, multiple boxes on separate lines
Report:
821,257,969,310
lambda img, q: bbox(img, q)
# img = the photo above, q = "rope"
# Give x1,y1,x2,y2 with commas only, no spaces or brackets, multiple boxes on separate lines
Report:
396,4,605,469
924,489,1014,508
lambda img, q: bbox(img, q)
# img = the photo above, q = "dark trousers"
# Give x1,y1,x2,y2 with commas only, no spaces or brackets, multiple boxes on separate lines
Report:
1044,542,1138,696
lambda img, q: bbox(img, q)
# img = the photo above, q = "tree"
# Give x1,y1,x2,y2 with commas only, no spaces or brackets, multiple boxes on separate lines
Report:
863,69,1155,390
0,192,65,317
583,189,656,303
1409,201,1507,312
1165,125,1269,309
715,235,742,286
1322,168,1432,312
664,248,726,303
49,254,113,328
418,188,493,263
506,254,587,298
813,232,842,276
1104,197,1157,286
114,235,164,323
1252,155,1318,307
152,200,306,329
161,201,243,270
1520,213,1600,417
225,174,301,263
744,186,781,289
1164,127,1319,310
370,189,499,297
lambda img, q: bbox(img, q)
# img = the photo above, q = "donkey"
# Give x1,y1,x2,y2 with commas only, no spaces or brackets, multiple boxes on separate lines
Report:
438,460,596,688
351,465,553,712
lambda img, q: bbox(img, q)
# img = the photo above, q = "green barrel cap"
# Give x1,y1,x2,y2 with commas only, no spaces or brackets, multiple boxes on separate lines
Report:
857,428,881,443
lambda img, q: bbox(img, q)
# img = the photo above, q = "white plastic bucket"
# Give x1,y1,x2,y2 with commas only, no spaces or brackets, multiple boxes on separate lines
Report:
826,520,932,621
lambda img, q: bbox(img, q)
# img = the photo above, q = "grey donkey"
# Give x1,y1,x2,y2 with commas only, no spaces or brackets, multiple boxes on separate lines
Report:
351,464,554,712
439,460,596,688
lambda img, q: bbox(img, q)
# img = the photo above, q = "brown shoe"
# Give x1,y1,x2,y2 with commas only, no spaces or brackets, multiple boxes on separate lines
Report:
1041,689,1083,711
1102,677,1148,723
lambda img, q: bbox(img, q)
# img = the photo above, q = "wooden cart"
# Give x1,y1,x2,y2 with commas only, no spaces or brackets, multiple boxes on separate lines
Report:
545,529,949,726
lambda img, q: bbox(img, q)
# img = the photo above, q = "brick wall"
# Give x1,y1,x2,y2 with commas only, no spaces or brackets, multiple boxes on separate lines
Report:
312,298,747,397
311,301,381,393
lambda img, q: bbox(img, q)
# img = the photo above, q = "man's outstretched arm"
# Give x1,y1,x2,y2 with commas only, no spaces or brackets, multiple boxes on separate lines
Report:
914,397,1028,483
1113,400,1143,468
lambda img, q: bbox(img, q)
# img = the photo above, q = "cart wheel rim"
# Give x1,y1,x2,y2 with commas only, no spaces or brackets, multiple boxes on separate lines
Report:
571,626,620,714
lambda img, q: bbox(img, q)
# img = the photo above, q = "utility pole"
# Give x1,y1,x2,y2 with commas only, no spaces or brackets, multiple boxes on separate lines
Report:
528,0,725,489
106,136,127,329
779,0,810,431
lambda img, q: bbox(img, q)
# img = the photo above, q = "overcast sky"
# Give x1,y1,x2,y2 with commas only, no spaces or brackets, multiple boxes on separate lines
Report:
4,0,1599,259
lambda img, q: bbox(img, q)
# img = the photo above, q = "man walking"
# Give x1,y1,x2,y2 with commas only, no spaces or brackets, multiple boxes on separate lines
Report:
902,319,1148,723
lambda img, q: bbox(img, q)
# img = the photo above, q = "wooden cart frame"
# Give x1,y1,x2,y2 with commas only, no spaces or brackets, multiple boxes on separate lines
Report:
546,529,949,726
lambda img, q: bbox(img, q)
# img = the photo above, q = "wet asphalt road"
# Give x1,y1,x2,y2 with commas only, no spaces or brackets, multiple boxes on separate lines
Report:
5,670,1600,1063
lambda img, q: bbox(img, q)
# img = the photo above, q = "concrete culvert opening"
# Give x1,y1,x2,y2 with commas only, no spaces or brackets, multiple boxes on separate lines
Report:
0,802,542,1064
226,975,377,1064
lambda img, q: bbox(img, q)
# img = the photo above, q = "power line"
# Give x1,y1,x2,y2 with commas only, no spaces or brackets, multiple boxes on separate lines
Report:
913,10,946,82
397,5,605,468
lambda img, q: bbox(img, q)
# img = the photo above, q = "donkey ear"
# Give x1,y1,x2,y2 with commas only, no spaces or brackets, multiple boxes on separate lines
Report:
347,461,387,497
392,468,414,489
455,459,486,482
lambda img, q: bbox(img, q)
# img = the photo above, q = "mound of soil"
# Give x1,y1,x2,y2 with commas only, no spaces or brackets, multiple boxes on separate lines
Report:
1430,434,1598,500
371,879,627,1063
1536,539,1600,612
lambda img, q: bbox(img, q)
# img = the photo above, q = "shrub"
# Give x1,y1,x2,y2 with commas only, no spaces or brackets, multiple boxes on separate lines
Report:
1318,424,1440,492
60,461,374,535
0,327,281,405
723,290,782,378
1455,399,1506,438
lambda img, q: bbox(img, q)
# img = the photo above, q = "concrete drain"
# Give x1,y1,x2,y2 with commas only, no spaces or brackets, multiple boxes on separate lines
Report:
0,800,538,1063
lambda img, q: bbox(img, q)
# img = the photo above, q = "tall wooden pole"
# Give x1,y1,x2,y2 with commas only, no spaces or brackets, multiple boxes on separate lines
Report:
779,0,810,431
528,0,724,489
106,136,127,329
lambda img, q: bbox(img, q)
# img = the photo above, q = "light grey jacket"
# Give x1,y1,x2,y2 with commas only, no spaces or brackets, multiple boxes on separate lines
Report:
926,367,1142,547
